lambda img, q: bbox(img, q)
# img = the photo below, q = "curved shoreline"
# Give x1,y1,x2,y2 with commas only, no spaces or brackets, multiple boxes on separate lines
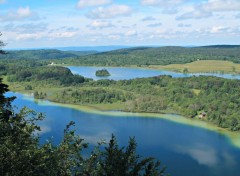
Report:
20,93,240,149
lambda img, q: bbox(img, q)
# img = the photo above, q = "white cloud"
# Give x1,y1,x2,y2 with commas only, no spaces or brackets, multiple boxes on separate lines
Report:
108,34,121,40
125,30,137,36
141,0,184,6
202,0,240,12
141,0,184,14
18,7,31,17
3,23,48,33
141,16,156,21
87,20,114,29
210,26,230,33
16,33,41,40
178,0,240,20
178,23,191,27
48,32,77,39
86,4,132,19
0,7,39,22
176,9,212,20
147,22,162,27
77,0,111,9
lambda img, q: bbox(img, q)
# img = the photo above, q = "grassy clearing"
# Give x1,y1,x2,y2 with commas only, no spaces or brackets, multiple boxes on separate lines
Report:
192,89,201,95
148,60,240,73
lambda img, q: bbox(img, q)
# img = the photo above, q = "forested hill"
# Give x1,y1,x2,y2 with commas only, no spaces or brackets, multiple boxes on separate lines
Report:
201,45,240,48
62,45,240,66
0,49,96,60
1,45,240,65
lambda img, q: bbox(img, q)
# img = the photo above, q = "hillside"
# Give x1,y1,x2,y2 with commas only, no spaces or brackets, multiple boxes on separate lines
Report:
0,49,92,60
2,45,240,67
61,45,240,66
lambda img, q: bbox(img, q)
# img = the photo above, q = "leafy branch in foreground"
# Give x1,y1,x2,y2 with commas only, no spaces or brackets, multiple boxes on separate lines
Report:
0,78,168,176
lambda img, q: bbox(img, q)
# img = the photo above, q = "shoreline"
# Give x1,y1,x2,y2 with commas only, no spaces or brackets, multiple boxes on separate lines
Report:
63,60,240,75
18,92,240,149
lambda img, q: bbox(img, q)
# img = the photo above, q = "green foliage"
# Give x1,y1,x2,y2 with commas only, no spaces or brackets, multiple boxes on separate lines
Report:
53,75,240,131
183,68,189,73
0,79,168,176
95,69,111,76
0,49,78,60
52,87,132,104
0,33,6,55
59,46,240,66
7,66,86,86
1,45,240,67
95,134,167,176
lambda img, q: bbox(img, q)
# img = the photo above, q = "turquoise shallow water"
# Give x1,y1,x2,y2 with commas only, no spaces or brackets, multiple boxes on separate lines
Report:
67,66,240,80
7,92,240,176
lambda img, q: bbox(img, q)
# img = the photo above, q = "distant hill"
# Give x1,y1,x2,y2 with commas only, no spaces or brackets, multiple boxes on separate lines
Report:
60,45,240,66
201,45,240,48
55,45,133,52
0,49,94,60
2,45,240,65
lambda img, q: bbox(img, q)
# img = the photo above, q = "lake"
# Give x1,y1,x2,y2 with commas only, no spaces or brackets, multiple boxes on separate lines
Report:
8,92,240,176
67,66,240,80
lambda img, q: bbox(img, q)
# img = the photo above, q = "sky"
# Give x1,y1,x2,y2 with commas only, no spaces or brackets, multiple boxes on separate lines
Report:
0,0,240,49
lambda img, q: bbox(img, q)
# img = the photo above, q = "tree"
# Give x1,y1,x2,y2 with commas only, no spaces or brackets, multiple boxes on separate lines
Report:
183,68,189,74
0,33,6,55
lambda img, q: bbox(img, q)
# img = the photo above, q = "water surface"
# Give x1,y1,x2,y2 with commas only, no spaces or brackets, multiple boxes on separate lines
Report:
8,92,240,176
67,66,240,80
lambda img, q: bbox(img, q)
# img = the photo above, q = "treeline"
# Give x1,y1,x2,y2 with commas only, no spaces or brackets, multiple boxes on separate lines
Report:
0,49,78,60
0,49,98,60
50,87,134,104
6,66,86,86
0,78,168,176
60,46,240,66
1,46,240,67
0,59,46,76
47,75,240,131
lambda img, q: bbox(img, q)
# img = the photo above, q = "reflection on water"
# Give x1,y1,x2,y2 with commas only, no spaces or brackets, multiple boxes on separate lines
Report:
7,92,240,176
175,144,238,176
176,144,220,166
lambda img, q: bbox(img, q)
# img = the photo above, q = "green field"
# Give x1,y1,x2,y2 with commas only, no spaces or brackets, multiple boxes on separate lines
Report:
149,60,240,73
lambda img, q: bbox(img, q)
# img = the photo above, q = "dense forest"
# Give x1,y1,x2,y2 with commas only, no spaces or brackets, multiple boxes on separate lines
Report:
6,66,87,86
0,49,96,60
53,76,240,131
1,46,240,67
60,46,240,66
95,69,111,76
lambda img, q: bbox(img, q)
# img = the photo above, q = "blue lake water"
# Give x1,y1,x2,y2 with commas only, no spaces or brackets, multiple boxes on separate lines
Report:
67,66,240,80
7,92,240,176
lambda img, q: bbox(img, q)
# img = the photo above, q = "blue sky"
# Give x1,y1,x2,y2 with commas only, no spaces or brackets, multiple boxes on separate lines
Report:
0,0,240,48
